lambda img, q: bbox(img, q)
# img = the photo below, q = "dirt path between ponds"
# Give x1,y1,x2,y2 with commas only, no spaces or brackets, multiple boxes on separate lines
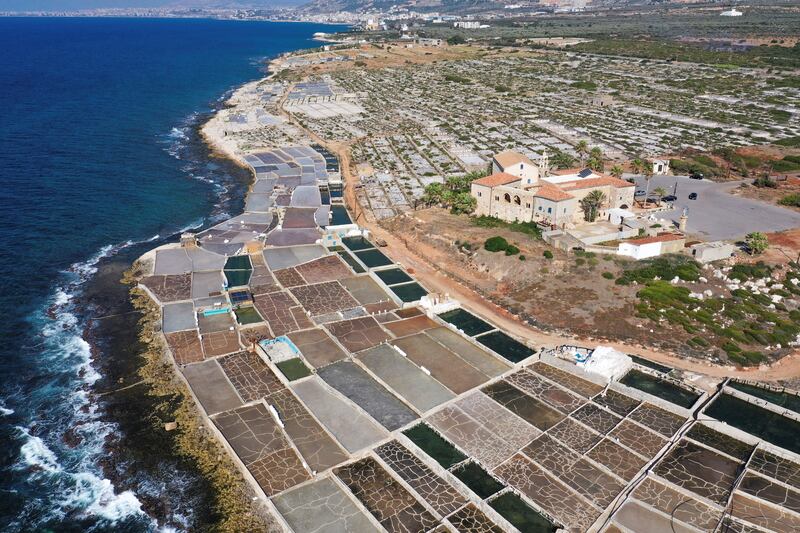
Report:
276,80,800,384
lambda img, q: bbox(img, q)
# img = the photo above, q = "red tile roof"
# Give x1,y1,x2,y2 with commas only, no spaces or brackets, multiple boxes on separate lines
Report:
550,167,586,176
493,151,535,169
533,182,574,202
558,175,634,191
626,233,685,246
472,172,520,188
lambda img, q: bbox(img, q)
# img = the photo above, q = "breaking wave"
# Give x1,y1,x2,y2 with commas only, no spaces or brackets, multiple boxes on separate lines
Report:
5,241,157,532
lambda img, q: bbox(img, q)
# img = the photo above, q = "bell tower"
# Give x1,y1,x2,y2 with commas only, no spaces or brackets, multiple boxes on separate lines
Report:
538,149,550,178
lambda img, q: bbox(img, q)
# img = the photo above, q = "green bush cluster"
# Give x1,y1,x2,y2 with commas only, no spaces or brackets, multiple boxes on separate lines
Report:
753,176,777,188
484,236,519,255
780,194,800,207
444,73,472,84
570,80,597,91
471,216,542,239
729,262,772,281
775,136,800,147
616,256,701,285
670,157,720,178
574,38,800,70
631,267,800,366
773,156,800,173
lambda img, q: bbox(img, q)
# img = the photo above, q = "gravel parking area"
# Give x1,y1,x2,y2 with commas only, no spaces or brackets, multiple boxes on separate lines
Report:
632,175,800,241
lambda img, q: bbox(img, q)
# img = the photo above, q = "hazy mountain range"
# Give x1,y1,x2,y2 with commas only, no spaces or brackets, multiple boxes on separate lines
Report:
1,0,510,13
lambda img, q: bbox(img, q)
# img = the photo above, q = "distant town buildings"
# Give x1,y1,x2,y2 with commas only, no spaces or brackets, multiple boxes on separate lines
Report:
720,7,743,17
454,21,481,29
471,150,635,227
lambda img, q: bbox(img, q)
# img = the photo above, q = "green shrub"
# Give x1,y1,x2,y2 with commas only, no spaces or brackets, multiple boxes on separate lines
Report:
602,272,614,279
616,256,701,285
444,73,471,84
571,80,597,91
729,262,772,281
753,176,777,188
723,341,742,354
728,349,766,366
690,336,709,347
773,158,800,172
779,194,800,207
472,216,542,239
693,154,718,168
484,236,509,252
519,255,526,261
575,258,585,267
504,245,520,256
543,250,553,259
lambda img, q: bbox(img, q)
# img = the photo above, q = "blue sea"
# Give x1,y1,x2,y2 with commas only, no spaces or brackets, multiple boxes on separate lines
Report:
0,17,344,531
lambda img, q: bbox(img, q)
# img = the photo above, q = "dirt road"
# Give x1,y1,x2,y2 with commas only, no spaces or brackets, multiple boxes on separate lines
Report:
277,83,800,384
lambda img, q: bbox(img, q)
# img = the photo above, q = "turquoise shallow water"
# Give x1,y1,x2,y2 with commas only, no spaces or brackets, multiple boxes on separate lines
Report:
0,17,344,531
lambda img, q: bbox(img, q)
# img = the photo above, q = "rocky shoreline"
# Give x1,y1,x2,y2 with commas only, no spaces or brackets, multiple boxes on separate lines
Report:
125,54,296,530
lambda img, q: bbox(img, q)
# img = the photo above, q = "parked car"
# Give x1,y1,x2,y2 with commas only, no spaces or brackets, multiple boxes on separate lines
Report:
635,189,646,196
662,195,677,202
688,192,698,200
689,172,704,180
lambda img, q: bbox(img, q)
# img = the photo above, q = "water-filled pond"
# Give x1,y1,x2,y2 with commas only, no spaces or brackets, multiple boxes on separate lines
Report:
476,331,535,363
489,493,557,533
402,423,465,468
389,282,428,302
706,393,800,455
451,461,504,499
438,308,494,336
342,235,374,251
620,369,700,408
728,381,800,415
354,248,393,268
330,204,351,225
375,267,413,285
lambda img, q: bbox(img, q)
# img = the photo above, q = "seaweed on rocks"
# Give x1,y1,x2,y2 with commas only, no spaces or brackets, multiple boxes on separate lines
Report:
124,263,279,532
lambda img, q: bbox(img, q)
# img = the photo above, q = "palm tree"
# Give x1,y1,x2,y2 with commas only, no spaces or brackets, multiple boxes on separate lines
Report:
631,158,644,176
653,186,667,206
576,140,589,165
585,147,603,172
551,150,576,169
642,160,654,199
610,165,624,179
422,182,445,206
579,190,606,222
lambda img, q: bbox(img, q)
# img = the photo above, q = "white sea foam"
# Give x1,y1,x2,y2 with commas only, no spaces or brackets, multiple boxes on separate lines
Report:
53,289,73,307
16,428,62,474
10,238,155,529
167,126,188,140
68,474,145,522
178,218,205,234
17,427,147,524
69,244,114,279
0,404,13,416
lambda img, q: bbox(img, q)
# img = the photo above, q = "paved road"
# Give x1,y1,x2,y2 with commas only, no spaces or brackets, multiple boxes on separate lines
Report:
628,174,800,241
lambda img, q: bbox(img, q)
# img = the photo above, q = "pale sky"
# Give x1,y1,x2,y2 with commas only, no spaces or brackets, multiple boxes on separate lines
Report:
0,0,302,11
